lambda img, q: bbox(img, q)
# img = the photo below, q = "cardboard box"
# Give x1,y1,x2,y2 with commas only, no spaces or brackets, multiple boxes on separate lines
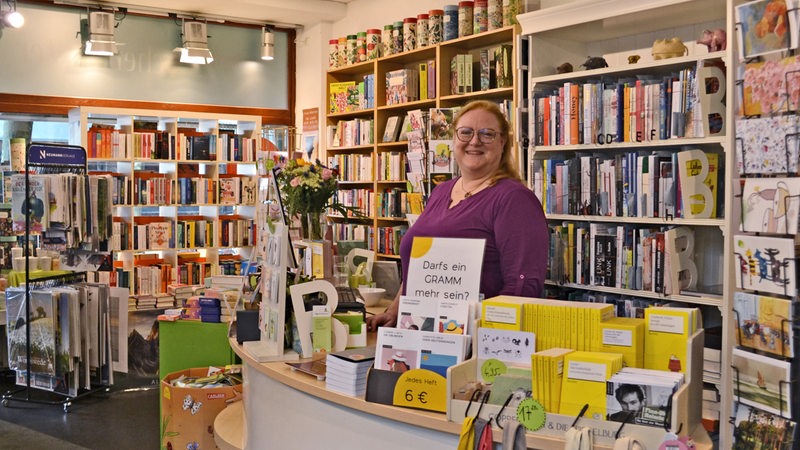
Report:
161,368,242,450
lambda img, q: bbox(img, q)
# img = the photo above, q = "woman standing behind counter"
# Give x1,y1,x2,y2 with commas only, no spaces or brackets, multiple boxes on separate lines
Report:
367,100,548,331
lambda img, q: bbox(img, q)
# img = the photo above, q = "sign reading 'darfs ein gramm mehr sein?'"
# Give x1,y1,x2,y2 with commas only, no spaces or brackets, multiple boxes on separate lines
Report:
406,237,485,302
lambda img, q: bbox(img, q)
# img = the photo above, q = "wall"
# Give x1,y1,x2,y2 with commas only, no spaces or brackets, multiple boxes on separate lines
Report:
0,3,289,109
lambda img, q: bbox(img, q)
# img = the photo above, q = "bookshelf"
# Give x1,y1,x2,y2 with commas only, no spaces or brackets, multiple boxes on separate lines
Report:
324,25,520,261
68,106,261,302
518,0,733,447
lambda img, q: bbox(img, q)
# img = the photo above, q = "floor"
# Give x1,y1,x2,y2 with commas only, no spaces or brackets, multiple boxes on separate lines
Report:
0,370,160,450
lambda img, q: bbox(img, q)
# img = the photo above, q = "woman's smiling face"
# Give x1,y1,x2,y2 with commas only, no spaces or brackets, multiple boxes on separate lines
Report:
453,108,506,178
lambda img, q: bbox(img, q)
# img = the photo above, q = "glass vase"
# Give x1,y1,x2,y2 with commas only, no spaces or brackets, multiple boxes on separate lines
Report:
300,211,324,241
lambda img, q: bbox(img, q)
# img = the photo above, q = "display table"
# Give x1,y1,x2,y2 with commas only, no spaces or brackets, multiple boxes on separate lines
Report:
222,337,716,450
7,269,72,287
219,295,713,450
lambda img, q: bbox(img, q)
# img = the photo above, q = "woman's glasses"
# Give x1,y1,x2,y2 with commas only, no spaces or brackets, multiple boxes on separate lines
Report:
455,127,498,144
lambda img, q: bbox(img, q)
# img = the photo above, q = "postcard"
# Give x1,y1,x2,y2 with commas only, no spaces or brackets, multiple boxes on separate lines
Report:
736,0,792,60
741,177,800,234
733,234,797,296
732,347,792,417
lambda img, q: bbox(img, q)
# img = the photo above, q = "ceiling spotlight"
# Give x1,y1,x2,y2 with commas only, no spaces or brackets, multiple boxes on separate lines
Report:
1,1,24,29
261,27,274,61
177,20,213,64
84,11,118,56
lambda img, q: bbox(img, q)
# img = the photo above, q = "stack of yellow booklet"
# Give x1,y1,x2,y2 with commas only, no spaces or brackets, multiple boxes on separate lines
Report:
481,296,615,351
531,347,574,413
559,351,624,420
595,317,645,368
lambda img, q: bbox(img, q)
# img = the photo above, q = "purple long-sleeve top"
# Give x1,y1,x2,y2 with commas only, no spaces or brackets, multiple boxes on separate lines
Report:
400,177,549,299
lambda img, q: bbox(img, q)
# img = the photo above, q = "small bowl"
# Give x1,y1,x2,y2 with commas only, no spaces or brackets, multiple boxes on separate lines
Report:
358,287,386,307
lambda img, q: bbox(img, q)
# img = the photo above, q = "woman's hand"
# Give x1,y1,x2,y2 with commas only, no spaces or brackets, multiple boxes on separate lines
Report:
366,287,401,332
366,310,397,332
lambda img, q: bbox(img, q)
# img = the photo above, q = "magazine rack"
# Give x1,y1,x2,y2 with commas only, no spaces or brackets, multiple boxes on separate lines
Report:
445,330,709,450
1,143,111,412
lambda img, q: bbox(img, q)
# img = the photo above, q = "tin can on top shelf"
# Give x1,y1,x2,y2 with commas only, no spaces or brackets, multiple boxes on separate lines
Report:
392,21,403,54
443,5,458,41
428,9,444,45
458,1,474,38
488,0,503,30
382,25,394,56
416,14,429,48
337,36,347,66
503,0,519,27
356,31,367,62
366,29,381,59
403,17,417,52
328,39,338,69
474,0,488,34
346,34,358,65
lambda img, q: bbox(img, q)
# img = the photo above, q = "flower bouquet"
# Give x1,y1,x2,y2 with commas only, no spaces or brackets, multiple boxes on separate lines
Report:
274,159,360,240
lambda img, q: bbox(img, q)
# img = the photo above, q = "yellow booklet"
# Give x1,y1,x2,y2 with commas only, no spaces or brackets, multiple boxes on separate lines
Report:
597,317,645,368
643,307,697,373
560,351,623,420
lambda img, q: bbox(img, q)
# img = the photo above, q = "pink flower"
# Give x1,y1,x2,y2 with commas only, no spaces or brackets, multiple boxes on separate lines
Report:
322,168,333,180
290,177,301,187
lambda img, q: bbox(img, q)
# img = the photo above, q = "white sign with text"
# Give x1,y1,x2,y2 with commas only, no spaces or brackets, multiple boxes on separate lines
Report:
406,237,485,303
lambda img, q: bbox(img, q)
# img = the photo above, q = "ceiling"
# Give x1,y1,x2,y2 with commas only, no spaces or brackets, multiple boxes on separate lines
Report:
48,0,354,28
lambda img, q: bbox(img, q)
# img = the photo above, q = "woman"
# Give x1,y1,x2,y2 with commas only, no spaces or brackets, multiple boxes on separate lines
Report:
367,100,548,331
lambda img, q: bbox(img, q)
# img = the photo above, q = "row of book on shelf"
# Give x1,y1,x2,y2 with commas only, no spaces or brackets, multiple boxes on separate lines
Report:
547,223,711,297
532,64,721,147
120,215,256,252
86,125,259,162
531,148,721,220
327,117,374,148
124,172,256,207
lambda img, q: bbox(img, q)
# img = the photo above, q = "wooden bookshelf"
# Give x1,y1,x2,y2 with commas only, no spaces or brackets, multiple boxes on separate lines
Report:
324,25,520,261
69,106,261,298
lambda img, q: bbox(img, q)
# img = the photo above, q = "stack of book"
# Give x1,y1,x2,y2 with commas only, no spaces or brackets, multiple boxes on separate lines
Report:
605,367,684,428
325,346,376,397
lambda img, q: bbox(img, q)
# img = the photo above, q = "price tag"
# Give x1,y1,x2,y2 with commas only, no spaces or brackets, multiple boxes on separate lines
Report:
392,369,447,412
480,358,507,383
516,397,546,431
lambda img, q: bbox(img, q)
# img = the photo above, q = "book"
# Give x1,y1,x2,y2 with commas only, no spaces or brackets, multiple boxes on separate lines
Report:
381,116,401,143
6,288,58,376
732,347,792,417
733,291,794,358
596,317,645,369
606,369,682,427
559,351,623,420
643,306,698,374
733,234,797,296
397,296,436,331
11,174,50,235
329,81,356,113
